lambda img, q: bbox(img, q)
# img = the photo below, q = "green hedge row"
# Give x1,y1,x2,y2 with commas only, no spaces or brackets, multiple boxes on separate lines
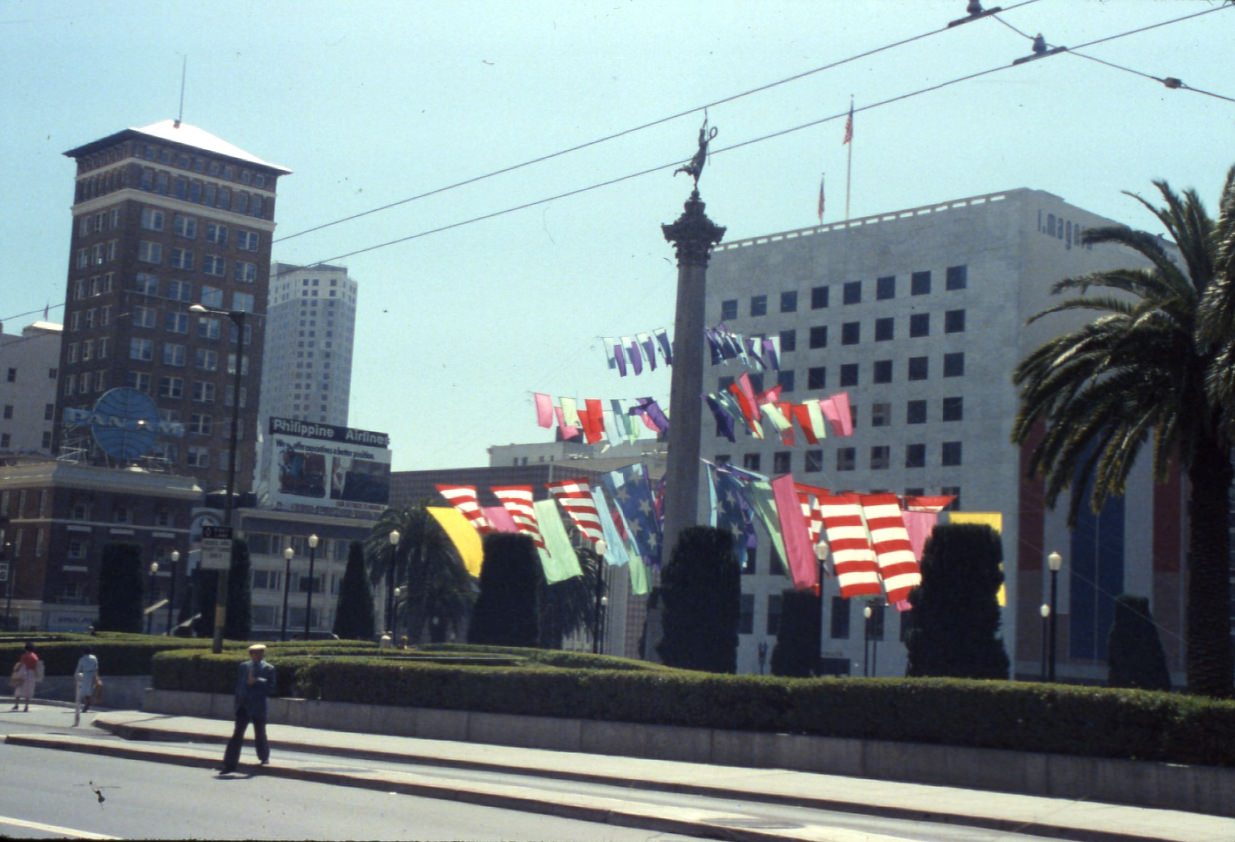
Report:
1,633,212,676
149,647,1235,768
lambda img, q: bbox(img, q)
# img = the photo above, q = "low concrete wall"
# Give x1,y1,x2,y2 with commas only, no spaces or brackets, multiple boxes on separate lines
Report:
142,688,1235,817
34,675,149,710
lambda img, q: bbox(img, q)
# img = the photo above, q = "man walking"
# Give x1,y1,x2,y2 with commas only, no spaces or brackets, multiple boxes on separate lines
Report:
219,644,276,774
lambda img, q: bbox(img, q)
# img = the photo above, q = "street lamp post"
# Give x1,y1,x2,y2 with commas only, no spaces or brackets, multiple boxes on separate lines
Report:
592,539,608,655
165,550,180,635
190,303,248,654
1039,603,1050,680
280,547,294,642
814,543,829,675
1047,551,1063,681
386,530,400,636
863,603,872,677
146,562,159,634
305,534,319,640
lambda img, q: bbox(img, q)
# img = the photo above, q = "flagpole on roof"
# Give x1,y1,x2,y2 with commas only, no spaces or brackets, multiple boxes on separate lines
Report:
843,95,854,220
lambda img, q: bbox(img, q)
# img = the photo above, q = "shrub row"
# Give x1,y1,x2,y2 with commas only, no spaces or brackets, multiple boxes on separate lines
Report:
149,647,1235,767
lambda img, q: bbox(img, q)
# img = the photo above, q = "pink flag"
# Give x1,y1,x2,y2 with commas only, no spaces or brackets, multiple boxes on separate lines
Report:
483,505,517,533
533,393,554,429
772,475,818,592
435,485,492,534
902,510,939,562
819,392,853,437
817,493,881,598
859,493,921,603
554,405,581,440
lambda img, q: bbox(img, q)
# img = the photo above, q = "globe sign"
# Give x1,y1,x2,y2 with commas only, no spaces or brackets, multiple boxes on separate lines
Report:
90,387,161,460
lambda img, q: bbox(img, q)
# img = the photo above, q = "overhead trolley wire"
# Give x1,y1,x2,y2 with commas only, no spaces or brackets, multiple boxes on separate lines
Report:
272,0,1043,246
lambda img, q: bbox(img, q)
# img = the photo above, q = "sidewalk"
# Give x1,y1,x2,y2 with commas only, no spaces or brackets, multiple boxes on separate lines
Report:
7,709,1234,842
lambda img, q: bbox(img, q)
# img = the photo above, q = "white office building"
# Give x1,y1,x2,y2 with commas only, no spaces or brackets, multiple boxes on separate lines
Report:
0,321,62,456
260,262,357,429
704,188,1186,683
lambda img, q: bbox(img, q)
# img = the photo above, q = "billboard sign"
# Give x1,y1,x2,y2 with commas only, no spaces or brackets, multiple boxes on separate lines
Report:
265,418,391,516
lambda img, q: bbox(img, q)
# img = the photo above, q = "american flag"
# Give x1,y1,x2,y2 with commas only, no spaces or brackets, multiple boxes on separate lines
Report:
816,173,825,222
859,493,921,603
842,102,854,145
434,484,491,534
545,478,603,544
601,463,662,568
491,485,544,548
711,464,757,571
816,492,881,598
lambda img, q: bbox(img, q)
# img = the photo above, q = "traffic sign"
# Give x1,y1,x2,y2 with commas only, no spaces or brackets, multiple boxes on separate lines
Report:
200,525,233,571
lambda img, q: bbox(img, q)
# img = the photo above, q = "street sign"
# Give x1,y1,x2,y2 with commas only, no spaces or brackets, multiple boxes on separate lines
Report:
200,525,233,571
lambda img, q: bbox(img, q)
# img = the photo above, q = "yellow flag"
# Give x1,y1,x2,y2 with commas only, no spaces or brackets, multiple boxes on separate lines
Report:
427,507,484,577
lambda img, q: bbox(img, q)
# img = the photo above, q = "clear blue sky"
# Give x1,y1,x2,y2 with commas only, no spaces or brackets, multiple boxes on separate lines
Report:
2,0,1232,470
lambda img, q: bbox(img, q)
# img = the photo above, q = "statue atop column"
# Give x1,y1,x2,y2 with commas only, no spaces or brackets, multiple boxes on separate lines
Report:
674,116,718,189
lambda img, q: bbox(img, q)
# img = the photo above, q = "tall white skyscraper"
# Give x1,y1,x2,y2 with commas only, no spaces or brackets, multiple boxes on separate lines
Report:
260,262,357,428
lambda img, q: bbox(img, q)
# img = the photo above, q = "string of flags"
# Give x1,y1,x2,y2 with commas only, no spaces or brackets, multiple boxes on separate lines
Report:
707,374,854,444
602,329,673,376
532,393,670,444
705,324,781,371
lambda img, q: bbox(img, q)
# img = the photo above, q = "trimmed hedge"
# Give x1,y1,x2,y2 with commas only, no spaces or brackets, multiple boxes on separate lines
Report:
0,633,212,677
150,645,1235,768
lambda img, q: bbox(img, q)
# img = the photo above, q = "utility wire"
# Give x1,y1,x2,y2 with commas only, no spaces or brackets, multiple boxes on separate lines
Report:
272,0,1043,246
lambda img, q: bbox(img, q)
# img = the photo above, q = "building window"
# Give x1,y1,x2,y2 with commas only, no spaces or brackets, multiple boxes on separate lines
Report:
870,445,890,470
195,349,218,371
841,322,860,345
743,453,761,471
173,214,197,238
773,451,791,474
776,369,795,393
750,295,767,317
766,594,783,635
196,317,221,340
739,594,754,634
874,317,894,341
139,208,165,231
911,270,931,295
908,356,929,381
132,306,157,328
779,329,796,353
167,279,193,302
907,399,927,424
836,447,855,471
942,441,963,466
157,376,184,398
189,413,213,435
809,325,828,349
206,223,228,245
839,363,859,387
943,352,965,377
842,280,861,304
807,366,826,390
186,446,211,468
721,299,737,320
129,338,153,361
942,396,963,421
169,248,194,270
780,290,798,313
163,343,187,367
164,312,189,334
201,286,224,308
945,309,966,333
830,596,850,639
909,313,930,337
202,255,226,277
804,450,823,473
236,230,260,251
137,241,162,264
234,262,258,283
905,443,926,468
873,359,892,383
876,275,896,300
946,265,968,290
871,402,891,427
192,381,216,403
125,371,151,392
811,285,829,309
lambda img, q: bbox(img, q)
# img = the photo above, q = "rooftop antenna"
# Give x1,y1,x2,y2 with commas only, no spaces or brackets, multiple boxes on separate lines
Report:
174,55,186,128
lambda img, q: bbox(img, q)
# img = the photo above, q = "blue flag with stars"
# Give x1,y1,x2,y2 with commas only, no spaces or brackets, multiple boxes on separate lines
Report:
601,463,663,569
709,463,757,571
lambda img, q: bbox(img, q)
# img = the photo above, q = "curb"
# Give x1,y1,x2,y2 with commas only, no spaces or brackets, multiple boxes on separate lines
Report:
81,718,1188,842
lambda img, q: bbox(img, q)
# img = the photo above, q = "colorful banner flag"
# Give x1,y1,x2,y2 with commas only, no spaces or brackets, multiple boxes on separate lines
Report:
426,506,484,577
533,498,584,583
533,392,555,429
817,172,825,222
772,474,818,591
859,493,921,603
710,463,756,571
434,485,491,534
491,485,544,549
546,478,604,544
601,463,663,569
817,492,881,598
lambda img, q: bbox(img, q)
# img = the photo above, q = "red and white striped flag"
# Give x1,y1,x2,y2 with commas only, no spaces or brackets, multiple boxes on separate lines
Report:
842,101,854,145
795,483,829,547
435,484,491,534
491,485,544,548
860,493,921,603
546,478,604,544
816,493,881,598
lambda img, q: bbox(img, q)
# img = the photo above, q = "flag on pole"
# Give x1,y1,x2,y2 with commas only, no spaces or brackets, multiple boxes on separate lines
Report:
842,101,854,145
43,302,49,320
817,173,825,222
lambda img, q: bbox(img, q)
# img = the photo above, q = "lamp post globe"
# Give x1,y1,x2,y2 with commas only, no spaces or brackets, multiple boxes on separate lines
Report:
146,562,159,634
305,534,319,640
1046,551,1062,681
386,530,400,636
166,550,180,635
280,547,294,642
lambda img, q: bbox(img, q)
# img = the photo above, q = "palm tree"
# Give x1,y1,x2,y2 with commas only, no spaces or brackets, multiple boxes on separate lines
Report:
1012,174,1234,697
365,501,475,645
538,542,604,649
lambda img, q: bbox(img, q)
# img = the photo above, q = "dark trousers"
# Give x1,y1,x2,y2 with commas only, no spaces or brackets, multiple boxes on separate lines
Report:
222,706,268,770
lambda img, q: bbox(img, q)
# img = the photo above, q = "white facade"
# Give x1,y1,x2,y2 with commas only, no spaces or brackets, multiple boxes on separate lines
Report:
0,321,62,456
260,262,357,428
704,188,1179,681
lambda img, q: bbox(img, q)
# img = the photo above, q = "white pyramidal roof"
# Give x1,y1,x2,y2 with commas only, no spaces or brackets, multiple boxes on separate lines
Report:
132,119,290,173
